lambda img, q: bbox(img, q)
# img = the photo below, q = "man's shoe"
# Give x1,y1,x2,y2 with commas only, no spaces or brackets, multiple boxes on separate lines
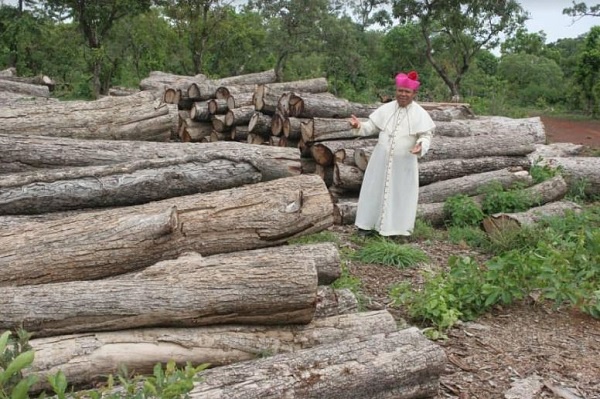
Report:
357,228,374,237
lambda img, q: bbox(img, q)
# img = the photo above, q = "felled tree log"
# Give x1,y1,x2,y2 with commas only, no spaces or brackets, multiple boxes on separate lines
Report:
139,71,206,92
301,117,356,142
419,169,533,204
1,250,319,336
214,69,277,86
482,200,582,234
253,78,329,114
0,135,302,180
190,101,212,121
0,157,264,215
315,286,359,317
28,311,396,392
527,143,584,162
0,91,177,141
311,139,378,167
179,119,212,142
225,105,255,127
211,114,228,132
248,112,272,137
333,198,448,226
284,117,306,140
188,328,446,399
0,174,333,286
353,134,536,171
230,125,249,142
0,67,16,77
434,116,546,143
270,113,285,136
207,98,228,115
185,81,220,101
0,78,50,97
289,94,379,118
108,86,138,96
0,74,55,91
226,92,254,109
419,156,531,185
541,157,600,196
333,163,363,192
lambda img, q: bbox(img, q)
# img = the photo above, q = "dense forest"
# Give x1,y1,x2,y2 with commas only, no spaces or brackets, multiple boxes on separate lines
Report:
0,0,599,117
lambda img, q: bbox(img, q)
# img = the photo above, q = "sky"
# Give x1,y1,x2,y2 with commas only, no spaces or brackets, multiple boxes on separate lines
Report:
0,0,598,44
520,1,599,43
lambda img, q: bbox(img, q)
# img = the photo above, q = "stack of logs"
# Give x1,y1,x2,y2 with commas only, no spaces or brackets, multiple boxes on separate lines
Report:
148,68,598,232
0,68,447,397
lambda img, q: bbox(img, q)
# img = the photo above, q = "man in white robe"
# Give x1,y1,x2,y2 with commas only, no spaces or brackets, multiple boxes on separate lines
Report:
349,71,435,237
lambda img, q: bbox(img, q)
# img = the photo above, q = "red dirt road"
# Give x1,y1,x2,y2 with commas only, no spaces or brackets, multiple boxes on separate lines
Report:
541,116,600,148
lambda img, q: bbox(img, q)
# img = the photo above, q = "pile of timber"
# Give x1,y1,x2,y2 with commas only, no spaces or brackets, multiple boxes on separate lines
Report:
0,68,447,397
0,67,56,106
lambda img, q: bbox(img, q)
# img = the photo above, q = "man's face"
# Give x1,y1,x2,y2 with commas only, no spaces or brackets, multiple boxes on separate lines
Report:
395,87,416,107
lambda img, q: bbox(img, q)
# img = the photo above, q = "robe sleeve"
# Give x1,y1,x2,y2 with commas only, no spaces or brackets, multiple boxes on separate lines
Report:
353,119,380,137
416,130,433,157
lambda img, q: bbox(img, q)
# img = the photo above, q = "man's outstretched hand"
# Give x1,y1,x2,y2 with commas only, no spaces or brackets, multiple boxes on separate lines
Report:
349,114,361,129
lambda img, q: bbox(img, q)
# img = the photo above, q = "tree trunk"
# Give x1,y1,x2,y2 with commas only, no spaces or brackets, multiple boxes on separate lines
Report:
419,157,532,185
333,163,363,192
0,78,50,97
0,74,55,91
1,250,320,336
207,99,229,115
253,78,329,114
28,311,396,392
541,157,600,197
434,116,546,143
139,71,207,93
482,200,582,234
419,169,533,204
315,164,334,187
288,94,379,119
301,117,355,143
353,133,536,170
230,125,250,142
284,117,307,141
190,101,213,121
227,92,254,109
0,157,264,215
248,112,272,137
211,114,228,132
0,174,334,287
213,69,277,86
0,91,178,141
179,119,213,142
310,139,378,167
188,328,446,399
0,135,302,180
186,81,220,101
315,286,359,318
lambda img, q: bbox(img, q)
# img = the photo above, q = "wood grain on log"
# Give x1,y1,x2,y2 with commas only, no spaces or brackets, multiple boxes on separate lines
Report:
284,117,307,141
0,136,301,180
0,78,50,97
214,69,277,86
419,157,531,185
435,116,545,143
139,71,206,93
271,113,285,136
225,105,255,127
301,117,355,143
0,91,177,141
248,112,272,137
188,328,446,399
1,250,319,336
230,125,250,142
180,119,212,142
207,99,228,115
315,286,359,318
310,139,378,167
226,92,254,109
0,156,262,214
186,81,220,101
28,311,396,391
333,163,363,192
0,174,333,287
253,78,329,114
289,94,379,119
190,101,212,121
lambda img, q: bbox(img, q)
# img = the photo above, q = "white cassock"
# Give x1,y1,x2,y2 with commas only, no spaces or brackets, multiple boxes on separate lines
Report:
353,100,435,236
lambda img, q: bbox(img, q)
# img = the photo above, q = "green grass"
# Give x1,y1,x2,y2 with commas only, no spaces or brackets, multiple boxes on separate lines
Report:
353,237,428,268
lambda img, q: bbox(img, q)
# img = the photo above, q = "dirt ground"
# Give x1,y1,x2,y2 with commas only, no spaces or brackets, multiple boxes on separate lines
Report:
335,117,600,399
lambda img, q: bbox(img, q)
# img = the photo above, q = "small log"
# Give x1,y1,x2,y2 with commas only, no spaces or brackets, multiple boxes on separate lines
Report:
541,157,600,197
108,86,138,96
188,328,446,399
419,156,532,185
0,156,262,215
336,148,356,166
225,105,255,127
311,139,378,167
419,169,533,204
211,114,228,132
333,198,358,225
333,163,363,192
207,98,228,115
190,101,212,121
186,81,220,101
482,200,582,234
301,117,356,142
0,78,50,97
230,125,250,142
210,131,228,142
214,69,277,86
180,119,213,142
315,164,334,187
283,117,307,141
247,133,266,145
1,250,319,336
253,78,330,114
315,286,359,317
289,94,379,118
0,91,178,141
248,112,272,137
0,174,333,287
139,71,206,93
28,311,396,392
226,92,254,109
271,112,285,136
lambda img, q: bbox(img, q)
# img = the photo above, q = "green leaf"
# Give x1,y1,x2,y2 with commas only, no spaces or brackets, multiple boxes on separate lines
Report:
0,331,11,355
0,351,34,384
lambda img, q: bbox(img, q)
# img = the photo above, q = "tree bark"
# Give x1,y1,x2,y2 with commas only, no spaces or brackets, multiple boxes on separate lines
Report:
28,311,396,392
226,92,254,109
190,101,212,121
0,74,55,90
0,135,302,181
253,78,329,114
0,174,334,287
301,117,356,143
284,117,307,141
211,114,228,132
0,91,178,141
289,94,379,118
419,157,532,185
139,71,207,93
225,105,255,127
179,119,213,142
541,157,600,197
482,200,582,234
186,81,220,101
271,112,285,136
213,69,277,86
188,328,446,399
434,116,546,143
310,139,378,167
1,250,319,336
333,163,363,192
314,286,359,318
0,78,50,97
248,112,272,137
207,98,228,115
419,169,533,204
0,156,263,215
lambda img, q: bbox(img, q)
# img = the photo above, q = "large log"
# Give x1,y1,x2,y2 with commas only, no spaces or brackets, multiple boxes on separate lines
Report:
0,74,55,91
226,92,254,109
139,71,207,92
28,311,396,392
0,174,334,287
213,69,277,86
289,94,379,118
0,91,178,141
0,78,50,97
0,135,302,181
482,200,582,234
188,328,446,399
253,78,329,114
353,133,536,171
284,116,307,140
419,156,532,185
315,286,359,318
418,169,533,204
541,157,600,197
0,156,264,215
310,139,378,167
434,116,546,143
1,250,319,337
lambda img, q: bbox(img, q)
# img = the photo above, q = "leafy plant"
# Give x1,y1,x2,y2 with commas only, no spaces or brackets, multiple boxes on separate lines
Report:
530,158,561,183
0,330,37,399
444,195,485,227
480,182,536,215
353,237,428,268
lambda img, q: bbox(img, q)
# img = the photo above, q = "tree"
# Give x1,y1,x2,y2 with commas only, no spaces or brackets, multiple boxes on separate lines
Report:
349,0,392,31
40,0,152,98
500,27,547,56
391,0,527,100
575,26,600,116
564,2,600,18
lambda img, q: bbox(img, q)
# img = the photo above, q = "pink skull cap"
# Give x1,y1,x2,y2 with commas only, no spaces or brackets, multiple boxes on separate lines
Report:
395,70,420,91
